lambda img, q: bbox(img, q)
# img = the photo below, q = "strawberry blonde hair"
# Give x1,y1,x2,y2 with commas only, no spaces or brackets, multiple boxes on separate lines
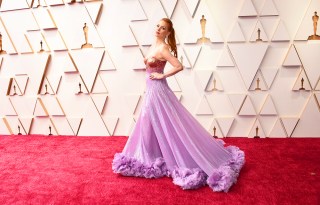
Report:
161,18,177,58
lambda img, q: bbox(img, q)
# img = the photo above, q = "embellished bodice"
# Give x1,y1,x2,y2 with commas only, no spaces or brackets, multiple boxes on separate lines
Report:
146,58,167,73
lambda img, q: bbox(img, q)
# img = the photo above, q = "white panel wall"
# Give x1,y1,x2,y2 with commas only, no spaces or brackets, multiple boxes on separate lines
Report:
0,0,319,137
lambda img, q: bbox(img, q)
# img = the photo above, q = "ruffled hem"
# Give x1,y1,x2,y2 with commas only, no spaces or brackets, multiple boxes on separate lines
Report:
112,153,169,178
112,146,245,192
171,167,207,190
207,145,245,192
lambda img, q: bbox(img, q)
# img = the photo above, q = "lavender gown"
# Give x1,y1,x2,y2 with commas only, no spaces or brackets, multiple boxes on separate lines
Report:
112,59,245,192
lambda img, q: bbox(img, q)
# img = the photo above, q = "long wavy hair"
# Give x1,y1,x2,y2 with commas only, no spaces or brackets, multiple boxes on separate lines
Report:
161,18,177,58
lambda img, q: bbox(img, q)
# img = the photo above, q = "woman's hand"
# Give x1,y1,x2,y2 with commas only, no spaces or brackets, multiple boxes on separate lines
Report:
149,72,165,80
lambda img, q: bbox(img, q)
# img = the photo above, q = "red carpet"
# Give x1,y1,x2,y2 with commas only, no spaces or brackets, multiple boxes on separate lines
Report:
0,135,319,205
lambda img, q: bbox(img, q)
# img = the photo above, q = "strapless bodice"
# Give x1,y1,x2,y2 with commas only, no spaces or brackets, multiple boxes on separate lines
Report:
146,58,166,73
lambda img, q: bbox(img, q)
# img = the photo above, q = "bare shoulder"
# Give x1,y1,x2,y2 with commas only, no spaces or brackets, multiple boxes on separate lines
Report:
159,43,172,57
160,43,171,52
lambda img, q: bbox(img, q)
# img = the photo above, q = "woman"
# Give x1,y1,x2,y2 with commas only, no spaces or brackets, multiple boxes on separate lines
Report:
112,18,245,192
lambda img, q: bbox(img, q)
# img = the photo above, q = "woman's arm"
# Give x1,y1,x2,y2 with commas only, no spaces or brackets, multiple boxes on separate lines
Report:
143,57,147,65
162,46,183,78
149,45,183,80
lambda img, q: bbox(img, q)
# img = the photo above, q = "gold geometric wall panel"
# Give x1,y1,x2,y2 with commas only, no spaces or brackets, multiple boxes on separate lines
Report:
272,20,290,41
32,7,57,30
128,0,147,21
208,119,223,138
56,73,91,117
249,70,268,91
281,117,299,137
195,95,213,115
314,93,320,110
124,94,141,115
316,81,320,91
0,118,11,135
30,0,48,8
294,0,320,41
1,53,50,96
91,94,108,114
206,73,224,92
248,119,266,138
99,51,116,71
250,92,268,114
131,47,146,70
136,3,167,46
195,70,213,91
40,96,65,116
45,0,65,6
184,1,223,43
178,46,192,69
5,116,26,135
182,44,202,68
85,1,103,24
92,74,108,94
268,118,287,137
30,117,58,135
49,4,104,49
260,0,278,16
8,79,23,96
229,43,268,89
42,30,67,51
160,0,178,18
249,20,268,42
260,67,278,89
282,44,301,67
34,98,49,117
10,96,37,117
69,49,104,92
1,9,39,53
0,77,12,96
228,93,247,114
258,16,278,40
102,116,119,136
216,117,234,137
19,117,33,134
67,117,82,136
1,0,29,11
291,95,320,137
0,19,17,54
167,76,182,92
292,69,312,91
238,0,257,17
216,46,234,67
14,74,29,95
206,94,234,116
77,97,109,136
227,22,246,43
122,26,139,47
39,77,55,95
183,0,200,17
238,95,256,116
295,43,320,89
0,97,16,116
51,116,74,135
260,95,277,115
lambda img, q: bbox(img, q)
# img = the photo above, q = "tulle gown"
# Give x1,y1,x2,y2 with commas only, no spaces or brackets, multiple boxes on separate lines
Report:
112,58,245,192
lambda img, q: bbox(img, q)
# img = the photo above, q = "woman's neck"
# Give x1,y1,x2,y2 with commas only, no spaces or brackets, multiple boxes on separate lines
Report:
154,38,165,46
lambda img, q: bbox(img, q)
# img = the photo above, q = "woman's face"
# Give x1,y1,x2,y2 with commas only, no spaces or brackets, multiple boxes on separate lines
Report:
155,20,170,39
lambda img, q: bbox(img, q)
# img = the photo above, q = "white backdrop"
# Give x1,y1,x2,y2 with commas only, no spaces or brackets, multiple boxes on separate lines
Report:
0,0,319,137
